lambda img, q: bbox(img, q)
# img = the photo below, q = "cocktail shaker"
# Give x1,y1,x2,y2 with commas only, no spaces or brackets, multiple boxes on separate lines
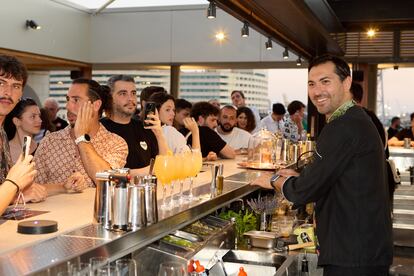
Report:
143,175,158,225
128,184,146,230
94,170,114,230
111,172,130,231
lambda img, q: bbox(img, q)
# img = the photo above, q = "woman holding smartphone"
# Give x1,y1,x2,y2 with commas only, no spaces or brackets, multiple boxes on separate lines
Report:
148,92,200,154
4,98,42,164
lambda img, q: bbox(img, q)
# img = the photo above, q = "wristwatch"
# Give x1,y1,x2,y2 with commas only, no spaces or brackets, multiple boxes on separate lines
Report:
270,174,281,190
75,134,91,145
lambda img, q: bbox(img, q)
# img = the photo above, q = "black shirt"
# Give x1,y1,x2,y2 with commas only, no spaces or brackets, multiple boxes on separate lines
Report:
283,106,393,267
53,117,68,131
387,127,399,139
395,127,414,140
181,126,226,157
100,117,158,169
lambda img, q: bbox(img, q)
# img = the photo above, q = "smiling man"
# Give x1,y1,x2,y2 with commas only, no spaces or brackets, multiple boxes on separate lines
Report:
252,55,392,276
34,78,128,195
100,75,168,176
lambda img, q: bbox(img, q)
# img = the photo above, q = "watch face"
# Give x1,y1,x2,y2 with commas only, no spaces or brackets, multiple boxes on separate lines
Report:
84,134,91,141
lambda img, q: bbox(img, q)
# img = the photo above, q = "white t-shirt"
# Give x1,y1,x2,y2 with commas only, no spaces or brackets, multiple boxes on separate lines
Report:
216,127,252,150
162,125,190,154
260,114,283,134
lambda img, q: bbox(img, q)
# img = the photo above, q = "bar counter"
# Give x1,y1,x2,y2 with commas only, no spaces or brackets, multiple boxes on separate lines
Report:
0,158,266,275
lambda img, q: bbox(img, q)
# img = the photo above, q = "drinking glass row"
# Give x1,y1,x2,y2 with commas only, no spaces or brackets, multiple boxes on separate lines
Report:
153,148,203,210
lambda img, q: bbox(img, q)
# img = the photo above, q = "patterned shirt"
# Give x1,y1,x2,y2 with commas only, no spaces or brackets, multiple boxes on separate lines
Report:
34,124,128,188
282,115,301,142
0,127,12,184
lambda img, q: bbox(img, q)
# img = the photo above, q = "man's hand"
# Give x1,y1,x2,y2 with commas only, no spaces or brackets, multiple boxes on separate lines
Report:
205,151,217,161
64,172,87,193
277,168,300,177
6,154,37,191
22,183,47,203
74,101,94,138
250,171,274,189
184,117,198,133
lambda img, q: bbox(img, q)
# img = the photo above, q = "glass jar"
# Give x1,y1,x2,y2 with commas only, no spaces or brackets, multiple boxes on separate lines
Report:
247,129,277,168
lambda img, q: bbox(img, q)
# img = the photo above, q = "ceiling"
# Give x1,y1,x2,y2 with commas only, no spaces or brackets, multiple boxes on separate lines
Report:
216,0,414,64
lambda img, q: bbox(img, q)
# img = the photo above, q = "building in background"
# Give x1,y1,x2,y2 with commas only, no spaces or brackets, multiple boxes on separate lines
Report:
180,69,269,113
49,69,269,118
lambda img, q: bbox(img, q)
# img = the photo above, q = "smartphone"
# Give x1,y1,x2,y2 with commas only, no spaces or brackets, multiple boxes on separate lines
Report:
144,102,156,127
22,136,31,158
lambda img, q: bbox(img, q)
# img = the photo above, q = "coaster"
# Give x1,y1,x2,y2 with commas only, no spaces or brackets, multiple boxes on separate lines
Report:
17,220,58,234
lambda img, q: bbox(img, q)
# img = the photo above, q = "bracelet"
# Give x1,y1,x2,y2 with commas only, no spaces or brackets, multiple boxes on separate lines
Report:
5,179,20,195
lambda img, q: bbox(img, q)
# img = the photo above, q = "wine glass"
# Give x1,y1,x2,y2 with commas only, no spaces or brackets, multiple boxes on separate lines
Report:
154,155,172,210
186,149,202,202
158,262,186,276
89,256,109,275
115,259,137,276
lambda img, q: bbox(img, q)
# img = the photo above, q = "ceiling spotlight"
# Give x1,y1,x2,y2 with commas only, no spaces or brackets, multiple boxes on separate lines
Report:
26,20,41,30
215,31,226,41
367,28,376,38
283,47,289,59
296,56,302,66
265,37,272,50
207,1,216,19
241,21,249,38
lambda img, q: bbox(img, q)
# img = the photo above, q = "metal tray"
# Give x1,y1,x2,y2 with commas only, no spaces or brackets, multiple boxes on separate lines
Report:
172,230,204,242
159,235,196,252
244,231,278,249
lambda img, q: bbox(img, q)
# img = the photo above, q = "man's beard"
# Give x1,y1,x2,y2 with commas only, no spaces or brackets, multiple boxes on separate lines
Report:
220,122,234,133
114,104,135,118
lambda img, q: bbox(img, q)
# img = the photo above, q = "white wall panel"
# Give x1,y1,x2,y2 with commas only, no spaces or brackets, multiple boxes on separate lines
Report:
90,10,172,63
0,0,90,62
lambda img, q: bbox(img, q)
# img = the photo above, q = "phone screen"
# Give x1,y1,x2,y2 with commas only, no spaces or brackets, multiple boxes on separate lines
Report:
22,136,31,157
144,102,156,127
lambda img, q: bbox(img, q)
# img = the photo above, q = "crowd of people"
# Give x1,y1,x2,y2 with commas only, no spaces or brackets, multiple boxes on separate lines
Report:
1,52,411,275
0,52,313,215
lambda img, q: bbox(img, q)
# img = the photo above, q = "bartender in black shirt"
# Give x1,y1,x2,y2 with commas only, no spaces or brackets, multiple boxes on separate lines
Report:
253,55,392,276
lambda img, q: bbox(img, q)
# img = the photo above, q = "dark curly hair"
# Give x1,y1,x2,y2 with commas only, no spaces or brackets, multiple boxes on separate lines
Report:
71,78,110,117
237,106,256,133
0,55,28,86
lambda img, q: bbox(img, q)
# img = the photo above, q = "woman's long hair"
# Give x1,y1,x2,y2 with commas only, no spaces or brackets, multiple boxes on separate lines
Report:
4,98,38,140
237,106,256,133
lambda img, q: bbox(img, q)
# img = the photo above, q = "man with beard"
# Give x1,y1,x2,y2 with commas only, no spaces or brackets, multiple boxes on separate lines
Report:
101,75,169,175
252,55,392,276
34,78,128,195
183,101,235,161
216,105,251,150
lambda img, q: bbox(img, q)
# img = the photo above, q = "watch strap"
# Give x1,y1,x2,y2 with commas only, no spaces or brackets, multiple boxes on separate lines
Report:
270,174,281,190
75,134,90,145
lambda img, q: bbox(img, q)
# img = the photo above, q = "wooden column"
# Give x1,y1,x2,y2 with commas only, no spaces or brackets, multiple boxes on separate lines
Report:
355,63,378,112
170,65,180,98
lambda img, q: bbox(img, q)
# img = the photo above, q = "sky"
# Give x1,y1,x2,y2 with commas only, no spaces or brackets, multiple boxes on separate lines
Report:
267,68,414,119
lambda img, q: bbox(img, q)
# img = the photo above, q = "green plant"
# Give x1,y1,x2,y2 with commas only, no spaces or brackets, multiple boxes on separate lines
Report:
219,209,257,240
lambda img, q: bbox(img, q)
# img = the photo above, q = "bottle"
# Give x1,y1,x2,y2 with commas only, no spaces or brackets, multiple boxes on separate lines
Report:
300,254,309,276
187,259,195,275
238,267,247,276
194,260,207,276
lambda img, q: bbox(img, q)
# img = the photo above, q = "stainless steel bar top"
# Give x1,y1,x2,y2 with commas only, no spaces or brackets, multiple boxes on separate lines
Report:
0,158,267,275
